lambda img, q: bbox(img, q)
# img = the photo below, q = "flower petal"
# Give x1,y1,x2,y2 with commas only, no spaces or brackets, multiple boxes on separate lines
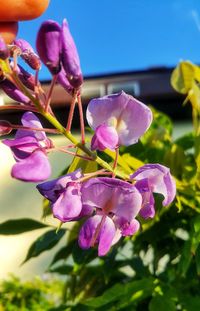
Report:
131,164,176,206
135,179,155,219
78,215,101,250
11,150,51,182
86,91,152,146
1,79,30,105
78,215,116,256
82,177,142,222
91,124,118,151
2,136,40,160
98,216,116,256
116,218,140,236
37,169,82,202
52,182,82,222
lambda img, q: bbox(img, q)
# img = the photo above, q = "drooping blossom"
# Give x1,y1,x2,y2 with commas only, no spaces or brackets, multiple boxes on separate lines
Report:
36,19,83,90
79,177,142,256
86,91,153,151
130,164,176,219
37,170,83,222
3,112,52,182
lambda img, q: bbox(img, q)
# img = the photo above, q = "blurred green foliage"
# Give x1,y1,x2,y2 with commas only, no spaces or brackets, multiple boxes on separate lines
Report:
0,275,63,311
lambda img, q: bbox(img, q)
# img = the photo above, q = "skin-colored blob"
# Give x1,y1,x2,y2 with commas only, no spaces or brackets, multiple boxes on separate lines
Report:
0,0,50,43
0,22,18,43
0,0,50,21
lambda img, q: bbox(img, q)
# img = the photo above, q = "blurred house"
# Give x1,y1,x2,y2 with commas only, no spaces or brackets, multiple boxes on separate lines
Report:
0,67,191,127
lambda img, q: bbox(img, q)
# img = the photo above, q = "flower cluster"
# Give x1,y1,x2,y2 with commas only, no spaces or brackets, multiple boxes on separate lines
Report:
37,164,175,256
0,18,176,257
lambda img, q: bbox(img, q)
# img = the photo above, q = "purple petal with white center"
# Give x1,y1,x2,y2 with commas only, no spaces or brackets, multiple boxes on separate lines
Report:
86,91,153,146
36,169,82,202
52,182,82,222
36,20,61,75
131,164,176,206
82,177,142,222
11,150,51,182
91,124,118,151
61,19,83,88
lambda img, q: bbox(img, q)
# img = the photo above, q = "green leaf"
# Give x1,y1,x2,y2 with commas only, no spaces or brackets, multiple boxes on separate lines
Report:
68,151,98,174
83,278,154,308
171,61,195,94
179,295,200,311
193,215,200,233
72,242,96,265
22,229,66,264
0,218,48,235
49,241,75,267
175,132,194,150
195,244,200,276
149,295,176,311
121,153,144,170
48,264,73,275
178,239,193,276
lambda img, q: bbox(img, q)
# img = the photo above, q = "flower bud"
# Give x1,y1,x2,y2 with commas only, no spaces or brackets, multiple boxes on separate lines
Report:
57,68,74,95
17,64,36,91
0,120,12,135
0,79,30,104
0,36,9,59
14,39,41,70
61,19,83,88
36,20,62,75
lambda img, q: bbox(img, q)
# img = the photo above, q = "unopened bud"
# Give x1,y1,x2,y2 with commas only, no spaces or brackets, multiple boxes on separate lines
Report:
36,20,62,75
14,39,41,70
61,19,83,88
0,120,12,136
1,79,30,104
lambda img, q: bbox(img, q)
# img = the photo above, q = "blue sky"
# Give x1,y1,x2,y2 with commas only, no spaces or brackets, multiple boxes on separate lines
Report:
18,0,200,80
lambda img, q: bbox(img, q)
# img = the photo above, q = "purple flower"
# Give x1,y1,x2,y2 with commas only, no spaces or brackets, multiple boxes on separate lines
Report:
79,177,142,256
0,79,30,104
2,112,52,182
37,170,84,222
131,164,176,219
86,91,153,151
